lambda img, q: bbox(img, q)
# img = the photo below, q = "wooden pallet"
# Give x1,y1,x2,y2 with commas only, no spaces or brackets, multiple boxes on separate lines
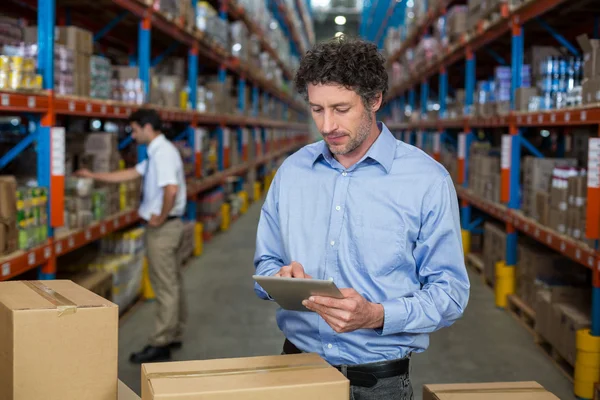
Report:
507,294,536,334
534,333,574,383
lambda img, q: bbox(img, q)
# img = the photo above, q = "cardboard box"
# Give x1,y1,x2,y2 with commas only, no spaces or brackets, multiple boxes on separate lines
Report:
515,87,538,111
582,78,600,104
0,280,118,400
141,353,349,400
84,132,118,155
423,381,559,400
557,302,590,366
577,35,600,79
119,380,141,400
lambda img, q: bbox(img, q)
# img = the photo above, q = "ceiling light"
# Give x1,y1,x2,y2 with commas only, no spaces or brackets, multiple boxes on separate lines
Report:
334,16,346,26
541,129,550,138
335,32,344,38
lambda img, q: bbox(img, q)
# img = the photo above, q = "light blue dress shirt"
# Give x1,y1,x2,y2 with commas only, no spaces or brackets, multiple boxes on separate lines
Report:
254,122,470,366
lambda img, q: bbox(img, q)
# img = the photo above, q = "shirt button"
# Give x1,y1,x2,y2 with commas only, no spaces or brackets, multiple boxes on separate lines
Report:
327,344,333,349
342,172,347,176
335,205,341,211
330,240,335,246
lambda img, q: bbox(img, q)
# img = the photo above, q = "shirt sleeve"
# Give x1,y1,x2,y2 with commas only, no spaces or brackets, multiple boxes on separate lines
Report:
253,169,286,300
378,174,470,336
156,149,180,187
135,160,148,176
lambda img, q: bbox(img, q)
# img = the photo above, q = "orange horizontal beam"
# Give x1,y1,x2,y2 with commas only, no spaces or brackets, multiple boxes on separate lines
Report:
455,186,597,270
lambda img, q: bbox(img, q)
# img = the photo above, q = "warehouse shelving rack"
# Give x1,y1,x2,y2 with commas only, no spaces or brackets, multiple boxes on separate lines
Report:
369,0,600,396
0,0,312,282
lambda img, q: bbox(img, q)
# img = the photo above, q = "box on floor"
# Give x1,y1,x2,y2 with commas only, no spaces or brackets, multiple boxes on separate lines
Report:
0,280,118,400
423,381,559,399
141,353,349,399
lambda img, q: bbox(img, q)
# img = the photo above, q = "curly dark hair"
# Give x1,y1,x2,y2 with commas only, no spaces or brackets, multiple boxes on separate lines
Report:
294,36,388,108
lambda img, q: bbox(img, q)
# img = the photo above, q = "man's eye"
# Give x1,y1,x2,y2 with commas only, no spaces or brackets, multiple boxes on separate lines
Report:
312,108,323,113
336,109,349,113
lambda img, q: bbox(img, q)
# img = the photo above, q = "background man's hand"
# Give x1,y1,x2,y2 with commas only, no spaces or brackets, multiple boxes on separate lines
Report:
74,168,94,179
275,261,312,278
148,214,164,227
303,288,384,333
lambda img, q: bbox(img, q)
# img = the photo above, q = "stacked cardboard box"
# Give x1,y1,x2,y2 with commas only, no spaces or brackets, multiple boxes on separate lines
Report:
578,35,600,104
83,133,122,216
469,143,501,203
0,16,23,46
64,177,95,230
141,353,349,399
483,222,507,285
0,280,118,400
516,240,589,308
198,189,224,236
150,74,183,108
535,284,591,366
112,66,145,105
0,176,18,255
25,26,93,96
522,156,577,222
446,6,467,43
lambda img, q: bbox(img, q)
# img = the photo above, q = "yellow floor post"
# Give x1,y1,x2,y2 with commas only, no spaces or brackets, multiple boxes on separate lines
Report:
494,261,515,308
194,222,203,257
239,191,249,214
461,229,471,257
253,182,261,201
141,257,155,300
574,329,600,399
220,203,231,231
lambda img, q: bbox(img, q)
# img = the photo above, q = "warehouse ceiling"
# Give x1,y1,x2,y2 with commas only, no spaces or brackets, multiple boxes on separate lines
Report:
312,0,362,42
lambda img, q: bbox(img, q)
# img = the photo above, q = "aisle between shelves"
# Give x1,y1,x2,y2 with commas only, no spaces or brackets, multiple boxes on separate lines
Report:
376,0,600,398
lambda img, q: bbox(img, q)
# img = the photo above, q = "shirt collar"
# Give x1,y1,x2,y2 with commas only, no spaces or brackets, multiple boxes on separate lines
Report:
311,122,396,174
147,134,165,156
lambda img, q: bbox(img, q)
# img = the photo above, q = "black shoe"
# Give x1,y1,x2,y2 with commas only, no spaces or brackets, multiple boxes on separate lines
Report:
169,341,183,349
129,345,171,364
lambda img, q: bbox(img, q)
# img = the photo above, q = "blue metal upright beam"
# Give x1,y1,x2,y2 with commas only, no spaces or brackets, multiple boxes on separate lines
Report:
39,0,55,91
421,81,429,117
511,24,523,110
188,48,198,111
252,86,259,117
465,51,476,116
238,77,246,113
408,89,416,114
138,19,151,103
439,69,448,119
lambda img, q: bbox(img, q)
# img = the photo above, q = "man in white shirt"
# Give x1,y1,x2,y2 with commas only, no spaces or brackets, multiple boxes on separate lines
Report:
76,108,187,363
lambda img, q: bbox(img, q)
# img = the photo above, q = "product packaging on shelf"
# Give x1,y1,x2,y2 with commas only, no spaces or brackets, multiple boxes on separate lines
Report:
141,353,349,399
0,176,18,255
0,280,118,400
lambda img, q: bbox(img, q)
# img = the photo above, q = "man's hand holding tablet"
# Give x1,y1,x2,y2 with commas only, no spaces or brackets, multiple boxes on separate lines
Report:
255,261,385,333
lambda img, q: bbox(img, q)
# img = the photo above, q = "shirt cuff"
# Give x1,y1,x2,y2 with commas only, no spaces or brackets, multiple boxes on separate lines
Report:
375,298,408,336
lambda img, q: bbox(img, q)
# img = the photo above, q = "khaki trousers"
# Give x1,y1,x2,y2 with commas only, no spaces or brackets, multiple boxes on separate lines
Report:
145,218,187,346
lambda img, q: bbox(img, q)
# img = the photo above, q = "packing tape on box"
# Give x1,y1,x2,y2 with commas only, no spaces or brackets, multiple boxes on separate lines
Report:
23,281,77,316
146,362,330,380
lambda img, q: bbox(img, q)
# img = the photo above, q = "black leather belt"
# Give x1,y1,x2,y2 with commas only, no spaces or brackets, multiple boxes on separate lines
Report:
283,339,409,388
166,215,180,221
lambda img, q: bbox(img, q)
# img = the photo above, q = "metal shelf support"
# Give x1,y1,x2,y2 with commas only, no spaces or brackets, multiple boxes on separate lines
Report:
421,80,429,118
535,17,579,56
510,21,523,110
138,18,151,102
186,46,199,221
93,11,129,42
465,48,476,116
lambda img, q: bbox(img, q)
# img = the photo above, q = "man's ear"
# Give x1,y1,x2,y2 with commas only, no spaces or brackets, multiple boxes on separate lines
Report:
370,93,383,113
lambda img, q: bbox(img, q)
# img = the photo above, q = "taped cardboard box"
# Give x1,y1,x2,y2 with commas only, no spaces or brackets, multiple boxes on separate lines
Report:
577,35,600,79
141,353,349,400
0,280,118,400
423,381,559,400
0,176,18,255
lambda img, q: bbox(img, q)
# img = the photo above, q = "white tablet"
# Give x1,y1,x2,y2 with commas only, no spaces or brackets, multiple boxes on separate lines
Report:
253,275,344,312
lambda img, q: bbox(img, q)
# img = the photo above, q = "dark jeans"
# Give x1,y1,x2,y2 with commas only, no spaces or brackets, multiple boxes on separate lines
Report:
348,372,413,400
282,344,413,400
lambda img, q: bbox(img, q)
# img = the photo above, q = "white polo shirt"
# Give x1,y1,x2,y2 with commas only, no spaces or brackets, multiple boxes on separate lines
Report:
135,134,187,222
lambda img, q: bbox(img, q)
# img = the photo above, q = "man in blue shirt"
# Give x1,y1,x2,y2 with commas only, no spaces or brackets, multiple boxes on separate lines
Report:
254,36,470,399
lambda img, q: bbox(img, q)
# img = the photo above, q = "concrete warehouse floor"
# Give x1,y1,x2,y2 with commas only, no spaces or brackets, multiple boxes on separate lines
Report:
118,201,574,399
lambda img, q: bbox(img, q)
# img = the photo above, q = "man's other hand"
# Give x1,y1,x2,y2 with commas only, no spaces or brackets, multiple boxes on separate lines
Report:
275,261,312,278
303,288,384,333
74,168,94,179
